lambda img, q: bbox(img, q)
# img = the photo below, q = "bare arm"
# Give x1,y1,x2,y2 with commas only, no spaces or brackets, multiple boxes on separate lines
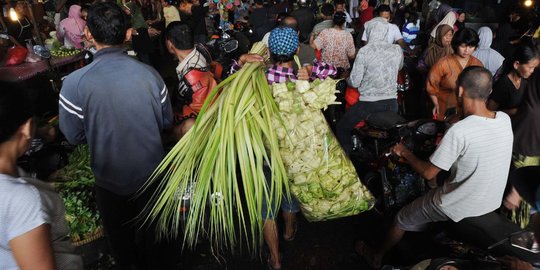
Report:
392,143,441,181
10,224,55,270
396,38,412,54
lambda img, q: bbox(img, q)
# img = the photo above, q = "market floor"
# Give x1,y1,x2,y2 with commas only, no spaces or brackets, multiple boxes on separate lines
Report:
82,51,442,270
83,208,446,270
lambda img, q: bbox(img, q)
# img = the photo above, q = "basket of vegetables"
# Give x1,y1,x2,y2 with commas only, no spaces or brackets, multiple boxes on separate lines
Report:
51,47,81,58
55,145,102,246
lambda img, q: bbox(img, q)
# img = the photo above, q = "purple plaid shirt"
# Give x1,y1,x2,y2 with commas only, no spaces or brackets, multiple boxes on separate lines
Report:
231,60,337,84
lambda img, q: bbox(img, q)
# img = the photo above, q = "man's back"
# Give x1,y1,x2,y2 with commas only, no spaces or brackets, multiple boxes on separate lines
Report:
59,48,173,195
249,7,271,41
291,7,315,41
430,112,513,221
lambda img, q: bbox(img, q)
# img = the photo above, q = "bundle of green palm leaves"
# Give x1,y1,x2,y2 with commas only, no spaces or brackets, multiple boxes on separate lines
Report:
142,42,288,255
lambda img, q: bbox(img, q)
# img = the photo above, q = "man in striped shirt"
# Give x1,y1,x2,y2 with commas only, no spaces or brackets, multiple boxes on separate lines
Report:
357,66,513,268
59,2,176,269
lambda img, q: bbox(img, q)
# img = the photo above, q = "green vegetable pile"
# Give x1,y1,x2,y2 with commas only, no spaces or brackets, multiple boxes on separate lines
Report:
55,145,101,243
51,47,81,57
272,78,374,221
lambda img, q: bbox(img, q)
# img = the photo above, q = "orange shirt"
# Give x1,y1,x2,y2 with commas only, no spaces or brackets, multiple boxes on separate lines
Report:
426,54,483,119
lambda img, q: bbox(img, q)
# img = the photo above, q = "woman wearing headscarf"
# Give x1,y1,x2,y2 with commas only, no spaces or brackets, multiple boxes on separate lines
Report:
429,11,457,39
427,28,483,120
56,5,86,49
311,12,356,70
421,24,454,70
472,27,505,76
336,17,403,154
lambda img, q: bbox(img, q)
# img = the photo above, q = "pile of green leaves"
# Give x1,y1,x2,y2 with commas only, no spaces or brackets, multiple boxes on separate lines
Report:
55,145,101,242
143,42,288,255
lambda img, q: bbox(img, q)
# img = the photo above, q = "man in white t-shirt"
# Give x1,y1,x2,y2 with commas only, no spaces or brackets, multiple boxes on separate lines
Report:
356,66,514,268
361,4,411,53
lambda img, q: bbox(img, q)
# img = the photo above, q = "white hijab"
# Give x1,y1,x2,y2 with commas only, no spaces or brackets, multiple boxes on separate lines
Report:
430,12,457,38
472,27,505,75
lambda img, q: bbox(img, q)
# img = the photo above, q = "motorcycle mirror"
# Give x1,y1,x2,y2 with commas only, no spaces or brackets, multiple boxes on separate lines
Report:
33,45,51,59
223,40,238,53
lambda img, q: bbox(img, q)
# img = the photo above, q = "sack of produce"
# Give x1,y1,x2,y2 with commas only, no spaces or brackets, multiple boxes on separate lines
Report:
272,78,374,221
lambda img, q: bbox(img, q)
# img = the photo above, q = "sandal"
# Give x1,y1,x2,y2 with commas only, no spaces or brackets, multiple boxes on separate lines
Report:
283,222,297,242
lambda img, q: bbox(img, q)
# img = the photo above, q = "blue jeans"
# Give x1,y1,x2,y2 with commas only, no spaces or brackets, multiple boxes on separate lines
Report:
336,99,398,154
261,165,300,220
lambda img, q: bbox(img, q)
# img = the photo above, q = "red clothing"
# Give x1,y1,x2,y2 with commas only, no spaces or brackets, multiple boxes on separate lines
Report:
358,6,374,27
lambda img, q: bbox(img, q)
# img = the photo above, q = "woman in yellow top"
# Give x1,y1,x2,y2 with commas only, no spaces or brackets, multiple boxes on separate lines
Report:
427,28,483,120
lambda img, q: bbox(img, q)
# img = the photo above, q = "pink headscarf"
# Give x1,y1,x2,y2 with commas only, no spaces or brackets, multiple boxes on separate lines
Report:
57,5,86,49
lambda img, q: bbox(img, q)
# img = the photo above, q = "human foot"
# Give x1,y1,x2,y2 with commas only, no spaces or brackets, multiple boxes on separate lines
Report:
267,253,282,270
355,240,383,269
283,221,297,241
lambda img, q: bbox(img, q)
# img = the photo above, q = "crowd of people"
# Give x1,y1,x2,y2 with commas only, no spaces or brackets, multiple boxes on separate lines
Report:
3,0,540,269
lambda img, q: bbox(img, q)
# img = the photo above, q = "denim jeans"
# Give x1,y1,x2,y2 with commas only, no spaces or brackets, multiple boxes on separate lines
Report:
261,165,300,220
336,99,398,154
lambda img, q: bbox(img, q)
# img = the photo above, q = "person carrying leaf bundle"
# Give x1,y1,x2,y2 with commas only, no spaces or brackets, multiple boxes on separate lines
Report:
233,26,337,269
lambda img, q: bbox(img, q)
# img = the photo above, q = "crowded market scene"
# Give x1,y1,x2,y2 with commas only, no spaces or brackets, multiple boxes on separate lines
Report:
3,0,540,269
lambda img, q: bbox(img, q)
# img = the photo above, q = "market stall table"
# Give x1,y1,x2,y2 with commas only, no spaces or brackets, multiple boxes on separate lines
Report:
0,53,85,82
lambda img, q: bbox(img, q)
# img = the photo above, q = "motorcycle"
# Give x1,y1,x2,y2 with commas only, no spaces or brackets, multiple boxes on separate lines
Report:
204,26,251,80
350,111,448,214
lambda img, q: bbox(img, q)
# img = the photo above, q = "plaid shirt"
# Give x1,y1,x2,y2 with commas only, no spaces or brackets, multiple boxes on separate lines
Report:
231,60,338,84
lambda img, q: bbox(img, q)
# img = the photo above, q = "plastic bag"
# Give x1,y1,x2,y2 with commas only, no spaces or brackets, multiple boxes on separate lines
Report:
272,79,374,222
4,46,28,66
